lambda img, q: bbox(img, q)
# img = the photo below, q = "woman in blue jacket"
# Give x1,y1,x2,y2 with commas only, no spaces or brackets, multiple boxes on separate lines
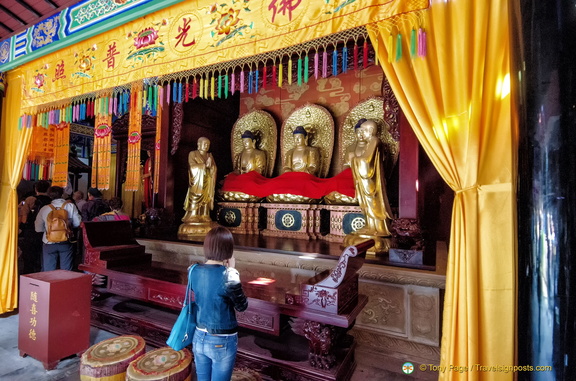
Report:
191,226,248,381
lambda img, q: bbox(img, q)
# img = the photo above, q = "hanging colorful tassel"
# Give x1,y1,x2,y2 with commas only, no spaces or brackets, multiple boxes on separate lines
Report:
225,74,229,98
179,82,183,103
218,75,222,98
143,88,148,113
410,28,417,58
332,49,338,77
272,65,277,87
314,52,319,80
278,63,283,87
353,43,359,70
192,78,198,99
231,72,235,94
363,40,369,67
248,71,253,94
343,46,348,73
396,33,403,61
388,34,394,63
240,71,245,93
166,83,171,104
288,58,292,85
263,66,267,89
152,86,158,115
418,28,427,57
297,57,302,86
205,75,209,99
322,50,328,78
304,55,309,83
255,70,259,93
211,75,215,100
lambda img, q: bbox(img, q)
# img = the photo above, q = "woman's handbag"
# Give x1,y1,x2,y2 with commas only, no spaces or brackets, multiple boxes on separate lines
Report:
166,264,198,351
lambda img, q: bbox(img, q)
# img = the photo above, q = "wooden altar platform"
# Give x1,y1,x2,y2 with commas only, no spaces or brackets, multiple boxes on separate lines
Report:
79,221,378,381
138,234,446,375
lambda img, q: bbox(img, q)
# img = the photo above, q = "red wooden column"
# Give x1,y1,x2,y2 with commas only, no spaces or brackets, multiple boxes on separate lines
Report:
398,111,418,219
156,92,174,214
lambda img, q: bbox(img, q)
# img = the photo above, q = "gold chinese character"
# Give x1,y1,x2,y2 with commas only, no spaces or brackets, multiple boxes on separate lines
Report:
29,316,37,327
30,303,37,315
28,329,37,341
30,291,38,303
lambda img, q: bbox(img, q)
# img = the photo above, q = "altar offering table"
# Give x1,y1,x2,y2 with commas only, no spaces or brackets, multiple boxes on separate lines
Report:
79,221,370,381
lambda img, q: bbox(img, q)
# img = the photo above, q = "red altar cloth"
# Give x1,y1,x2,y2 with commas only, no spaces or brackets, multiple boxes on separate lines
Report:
221,169,356,199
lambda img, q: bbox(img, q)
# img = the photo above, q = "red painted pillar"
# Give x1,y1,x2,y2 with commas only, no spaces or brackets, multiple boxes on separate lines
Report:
398,110,418,219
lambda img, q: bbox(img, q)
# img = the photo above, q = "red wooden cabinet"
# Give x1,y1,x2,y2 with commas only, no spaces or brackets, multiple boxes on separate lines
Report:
18,270,92,370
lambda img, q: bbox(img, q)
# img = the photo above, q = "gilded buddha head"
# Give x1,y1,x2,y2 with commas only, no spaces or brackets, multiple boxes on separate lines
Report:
292,126,308,147
241,130,257,150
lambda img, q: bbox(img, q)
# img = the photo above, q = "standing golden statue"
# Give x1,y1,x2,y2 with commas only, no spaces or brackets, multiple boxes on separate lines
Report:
234,130,267,175
178,137,217,238
282,126,321,176
344,119,393,253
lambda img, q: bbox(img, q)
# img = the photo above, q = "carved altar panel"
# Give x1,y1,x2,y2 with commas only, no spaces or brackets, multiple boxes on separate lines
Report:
236,308,280,335
216,201,260,235
408,285,440,346
108,278,147,300
320,204,365,243
261,203,322,240
356,281,407,336
280,104,334,178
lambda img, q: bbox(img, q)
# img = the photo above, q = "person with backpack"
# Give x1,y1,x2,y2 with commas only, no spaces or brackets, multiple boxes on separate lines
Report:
35,186,81,271
18,180,52,274
81,187,110,222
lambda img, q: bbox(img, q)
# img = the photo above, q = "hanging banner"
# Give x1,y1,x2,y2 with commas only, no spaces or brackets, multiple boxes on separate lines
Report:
52,122,70,187
92,111,113,190
125,82,143,191
153,89,162,194
17,0,428,110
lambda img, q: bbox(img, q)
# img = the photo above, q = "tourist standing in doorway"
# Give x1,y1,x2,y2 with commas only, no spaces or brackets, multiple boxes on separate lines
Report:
18,180,51,274
35,186,81,271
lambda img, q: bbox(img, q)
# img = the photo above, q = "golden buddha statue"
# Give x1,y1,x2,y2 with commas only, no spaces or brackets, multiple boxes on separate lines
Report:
344,119,393,252
282,125,321,176
178,137,217,238
234,130,267,175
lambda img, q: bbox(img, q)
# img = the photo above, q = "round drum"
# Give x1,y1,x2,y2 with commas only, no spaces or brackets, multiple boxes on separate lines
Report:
126,347,192,381
80,335,146,381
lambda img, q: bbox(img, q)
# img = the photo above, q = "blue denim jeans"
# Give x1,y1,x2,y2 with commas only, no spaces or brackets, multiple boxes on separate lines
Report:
192,329,238,381
42,242,74,271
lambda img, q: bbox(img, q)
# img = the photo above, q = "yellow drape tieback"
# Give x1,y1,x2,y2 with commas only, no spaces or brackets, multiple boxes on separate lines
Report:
455,182,512,194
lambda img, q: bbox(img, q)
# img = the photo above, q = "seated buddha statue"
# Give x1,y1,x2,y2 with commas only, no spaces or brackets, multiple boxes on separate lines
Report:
282,126,321,176
234,130,267,175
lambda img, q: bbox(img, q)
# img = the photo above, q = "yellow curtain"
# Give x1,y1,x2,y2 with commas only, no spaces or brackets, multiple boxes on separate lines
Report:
0,69,32,313
368,0,517,378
